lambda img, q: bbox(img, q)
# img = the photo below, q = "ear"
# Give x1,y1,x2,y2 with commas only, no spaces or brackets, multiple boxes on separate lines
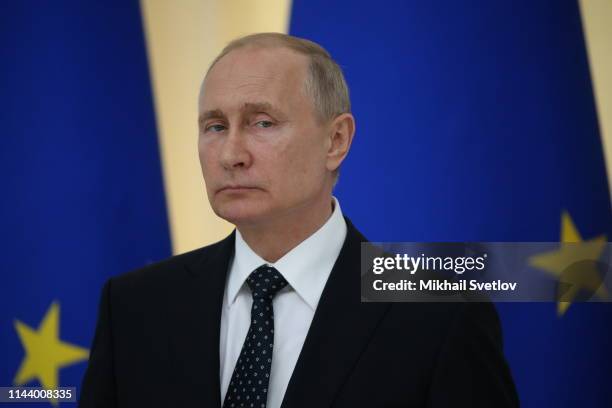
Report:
326,113,356,172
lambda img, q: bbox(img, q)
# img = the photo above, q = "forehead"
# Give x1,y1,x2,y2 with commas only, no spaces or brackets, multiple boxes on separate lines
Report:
199,46,309,111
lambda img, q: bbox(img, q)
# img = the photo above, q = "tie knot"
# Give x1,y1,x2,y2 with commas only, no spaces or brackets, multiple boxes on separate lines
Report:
246,265,288,299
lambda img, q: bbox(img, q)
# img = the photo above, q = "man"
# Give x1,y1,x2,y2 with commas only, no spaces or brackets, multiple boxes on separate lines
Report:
79,33,518,407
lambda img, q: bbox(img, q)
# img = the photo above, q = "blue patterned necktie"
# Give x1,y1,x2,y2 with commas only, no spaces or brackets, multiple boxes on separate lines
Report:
223,265,289,408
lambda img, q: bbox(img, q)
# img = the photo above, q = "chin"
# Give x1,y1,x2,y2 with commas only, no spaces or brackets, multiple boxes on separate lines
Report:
212,198,273,226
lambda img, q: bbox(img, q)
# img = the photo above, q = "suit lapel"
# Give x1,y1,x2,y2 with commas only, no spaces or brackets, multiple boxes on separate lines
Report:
281,219,391,408
167,231,235,407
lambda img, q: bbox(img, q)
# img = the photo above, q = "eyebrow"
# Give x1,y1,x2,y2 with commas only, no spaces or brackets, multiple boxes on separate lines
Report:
198,101,285,125
242,102,276,115
198,109,226,126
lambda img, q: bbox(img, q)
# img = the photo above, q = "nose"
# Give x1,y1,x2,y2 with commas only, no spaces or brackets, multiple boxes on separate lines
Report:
219,127,252,170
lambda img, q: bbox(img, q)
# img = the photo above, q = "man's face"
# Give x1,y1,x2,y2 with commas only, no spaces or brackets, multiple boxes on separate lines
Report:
198,46,331,227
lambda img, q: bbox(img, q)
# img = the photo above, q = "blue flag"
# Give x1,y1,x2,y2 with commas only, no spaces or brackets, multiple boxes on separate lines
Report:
0,1,171,405
289,0,612,405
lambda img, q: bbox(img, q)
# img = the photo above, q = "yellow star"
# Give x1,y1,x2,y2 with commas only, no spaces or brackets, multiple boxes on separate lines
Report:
528,211,607,316
13,301,89,406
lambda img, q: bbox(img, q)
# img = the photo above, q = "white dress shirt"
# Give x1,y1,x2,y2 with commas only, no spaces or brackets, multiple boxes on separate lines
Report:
219,197,347,408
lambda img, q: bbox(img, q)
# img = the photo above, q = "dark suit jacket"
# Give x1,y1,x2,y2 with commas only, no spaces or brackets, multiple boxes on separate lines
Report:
79,217,519,407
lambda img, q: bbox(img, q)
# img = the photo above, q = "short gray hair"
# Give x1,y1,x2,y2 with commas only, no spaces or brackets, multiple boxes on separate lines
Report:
206,32,351,122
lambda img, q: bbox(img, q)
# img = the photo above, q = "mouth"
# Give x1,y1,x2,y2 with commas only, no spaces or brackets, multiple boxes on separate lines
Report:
216,185,261,194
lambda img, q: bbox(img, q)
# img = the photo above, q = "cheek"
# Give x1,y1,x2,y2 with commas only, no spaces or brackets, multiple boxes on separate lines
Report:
198,141,219,179
198,136,216,162
270,143,326,192
293,134,328,174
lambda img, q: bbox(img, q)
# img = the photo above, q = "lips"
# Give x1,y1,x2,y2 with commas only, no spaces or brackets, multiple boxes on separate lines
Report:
216,185,260,194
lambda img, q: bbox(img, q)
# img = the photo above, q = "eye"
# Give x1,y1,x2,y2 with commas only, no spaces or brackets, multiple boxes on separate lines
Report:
205,124,226,133
255,120,273,128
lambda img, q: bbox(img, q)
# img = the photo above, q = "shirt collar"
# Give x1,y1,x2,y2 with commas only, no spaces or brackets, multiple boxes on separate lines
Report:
226,197,347,311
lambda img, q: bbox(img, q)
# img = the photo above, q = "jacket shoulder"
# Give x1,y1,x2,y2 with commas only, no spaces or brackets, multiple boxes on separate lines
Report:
109,234,233,296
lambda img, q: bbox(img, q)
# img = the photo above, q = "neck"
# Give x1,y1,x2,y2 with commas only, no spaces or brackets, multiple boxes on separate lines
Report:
237,195,335,263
